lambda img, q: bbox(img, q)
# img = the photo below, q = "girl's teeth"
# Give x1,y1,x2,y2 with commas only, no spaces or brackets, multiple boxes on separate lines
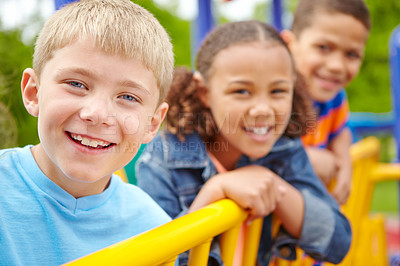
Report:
251,127,268,135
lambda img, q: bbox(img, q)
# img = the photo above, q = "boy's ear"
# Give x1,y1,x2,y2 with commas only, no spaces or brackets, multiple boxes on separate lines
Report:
21,68,40,117
142,102,169,144
193,72,209,107
280,29,296,48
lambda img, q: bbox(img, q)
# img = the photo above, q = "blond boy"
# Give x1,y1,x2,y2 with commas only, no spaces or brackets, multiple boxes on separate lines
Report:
282,0,370,204
0,0,173,264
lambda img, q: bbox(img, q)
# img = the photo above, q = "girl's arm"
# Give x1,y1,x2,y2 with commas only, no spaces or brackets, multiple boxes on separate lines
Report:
285,139,351,263
273,176,304,238
188,165,287,222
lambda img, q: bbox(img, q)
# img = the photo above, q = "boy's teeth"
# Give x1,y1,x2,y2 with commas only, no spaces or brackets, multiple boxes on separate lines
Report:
71,134,110,148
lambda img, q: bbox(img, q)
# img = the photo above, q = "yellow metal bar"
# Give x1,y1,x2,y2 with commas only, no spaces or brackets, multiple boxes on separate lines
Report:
349,136,380,161
114,168,128,183
220,223,242,266
188,240,212,266
160,256,178,266
242,218,263,266
371,163,400,182
63,199,247,266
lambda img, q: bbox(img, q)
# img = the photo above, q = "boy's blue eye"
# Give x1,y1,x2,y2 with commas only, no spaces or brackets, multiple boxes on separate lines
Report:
68,81,86,89
120,94,138,102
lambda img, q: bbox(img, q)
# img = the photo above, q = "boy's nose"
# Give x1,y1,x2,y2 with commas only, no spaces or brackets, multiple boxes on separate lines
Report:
326,53,346,73
79,95,115,126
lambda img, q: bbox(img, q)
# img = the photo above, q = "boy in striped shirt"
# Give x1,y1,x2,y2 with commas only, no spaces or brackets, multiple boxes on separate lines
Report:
282,0,371,204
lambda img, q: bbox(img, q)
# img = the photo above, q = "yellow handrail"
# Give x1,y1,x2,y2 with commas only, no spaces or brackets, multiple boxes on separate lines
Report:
64,199,251,266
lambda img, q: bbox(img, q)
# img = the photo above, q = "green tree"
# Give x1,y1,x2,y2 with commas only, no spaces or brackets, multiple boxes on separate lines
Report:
346,0,400,113
0,29,37,148
131,0,192,67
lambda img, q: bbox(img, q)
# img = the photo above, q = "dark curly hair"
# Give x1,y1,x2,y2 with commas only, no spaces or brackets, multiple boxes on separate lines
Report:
166,20,315,142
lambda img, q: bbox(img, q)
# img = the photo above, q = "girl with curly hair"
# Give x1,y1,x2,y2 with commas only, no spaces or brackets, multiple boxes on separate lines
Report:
136,20,351,265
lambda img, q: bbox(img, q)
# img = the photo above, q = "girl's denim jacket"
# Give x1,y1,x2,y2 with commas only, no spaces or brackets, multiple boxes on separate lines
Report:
136,131,351,265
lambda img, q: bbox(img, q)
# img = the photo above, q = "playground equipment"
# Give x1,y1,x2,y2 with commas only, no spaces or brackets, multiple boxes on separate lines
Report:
65,136,400,265
275,137,400,266
63,199,262,266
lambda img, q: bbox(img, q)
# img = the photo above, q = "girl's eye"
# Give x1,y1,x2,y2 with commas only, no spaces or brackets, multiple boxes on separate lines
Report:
271,88,286,94
233,89,250,95
68,81,86,89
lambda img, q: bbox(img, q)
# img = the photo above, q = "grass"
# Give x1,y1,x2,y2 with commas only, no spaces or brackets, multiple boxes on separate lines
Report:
371,180,399,215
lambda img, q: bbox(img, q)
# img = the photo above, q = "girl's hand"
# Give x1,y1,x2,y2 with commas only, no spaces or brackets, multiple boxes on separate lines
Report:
189,165,287,222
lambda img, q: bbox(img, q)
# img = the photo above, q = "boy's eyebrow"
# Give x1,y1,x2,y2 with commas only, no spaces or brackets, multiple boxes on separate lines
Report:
118,80,151,96
56,67,151,95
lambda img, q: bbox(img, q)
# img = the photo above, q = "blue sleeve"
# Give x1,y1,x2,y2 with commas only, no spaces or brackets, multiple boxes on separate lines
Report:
135,138,183,219
276,140,351,263
135,136,224,266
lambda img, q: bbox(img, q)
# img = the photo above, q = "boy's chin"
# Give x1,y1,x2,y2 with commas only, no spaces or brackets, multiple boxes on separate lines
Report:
311,89,340,103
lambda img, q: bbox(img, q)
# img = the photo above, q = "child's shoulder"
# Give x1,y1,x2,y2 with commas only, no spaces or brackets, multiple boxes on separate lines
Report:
0,146,32,164
140,131,207,167
270,136,303,153
145,131,205,154
113,177,171,222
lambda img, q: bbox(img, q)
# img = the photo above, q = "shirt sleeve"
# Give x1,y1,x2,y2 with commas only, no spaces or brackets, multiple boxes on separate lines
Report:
274,140,352,263
328,90,350,142
136,140,184,219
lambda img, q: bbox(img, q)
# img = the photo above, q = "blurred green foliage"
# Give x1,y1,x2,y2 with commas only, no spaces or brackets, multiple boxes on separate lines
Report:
347,0,400,113
131,0,191,67
0,30,36,148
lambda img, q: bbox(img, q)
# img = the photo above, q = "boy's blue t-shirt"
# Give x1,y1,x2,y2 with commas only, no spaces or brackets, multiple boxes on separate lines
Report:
0,145,171,266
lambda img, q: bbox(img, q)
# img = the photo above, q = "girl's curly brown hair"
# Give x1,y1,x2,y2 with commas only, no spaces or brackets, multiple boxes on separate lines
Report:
166,21,315,142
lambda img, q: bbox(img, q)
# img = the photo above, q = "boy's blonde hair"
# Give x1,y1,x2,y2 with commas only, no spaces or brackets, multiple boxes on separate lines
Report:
33,0,174,103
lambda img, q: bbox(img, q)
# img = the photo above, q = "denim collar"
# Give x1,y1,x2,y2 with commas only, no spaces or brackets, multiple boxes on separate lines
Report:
159,132,301,177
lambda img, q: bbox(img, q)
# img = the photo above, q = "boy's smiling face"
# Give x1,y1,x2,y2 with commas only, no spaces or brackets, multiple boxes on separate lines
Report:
287,11,369,103
21,38,167,197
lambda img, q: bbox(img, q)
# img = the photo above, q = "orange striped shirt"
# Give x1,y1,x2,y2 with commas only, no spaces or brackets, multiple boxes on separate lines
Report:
302,90,350,148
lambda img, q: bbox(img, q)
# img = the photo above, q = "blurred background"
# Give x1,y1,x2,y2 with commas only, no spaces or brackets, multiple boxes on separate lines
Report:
0,0,399,240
